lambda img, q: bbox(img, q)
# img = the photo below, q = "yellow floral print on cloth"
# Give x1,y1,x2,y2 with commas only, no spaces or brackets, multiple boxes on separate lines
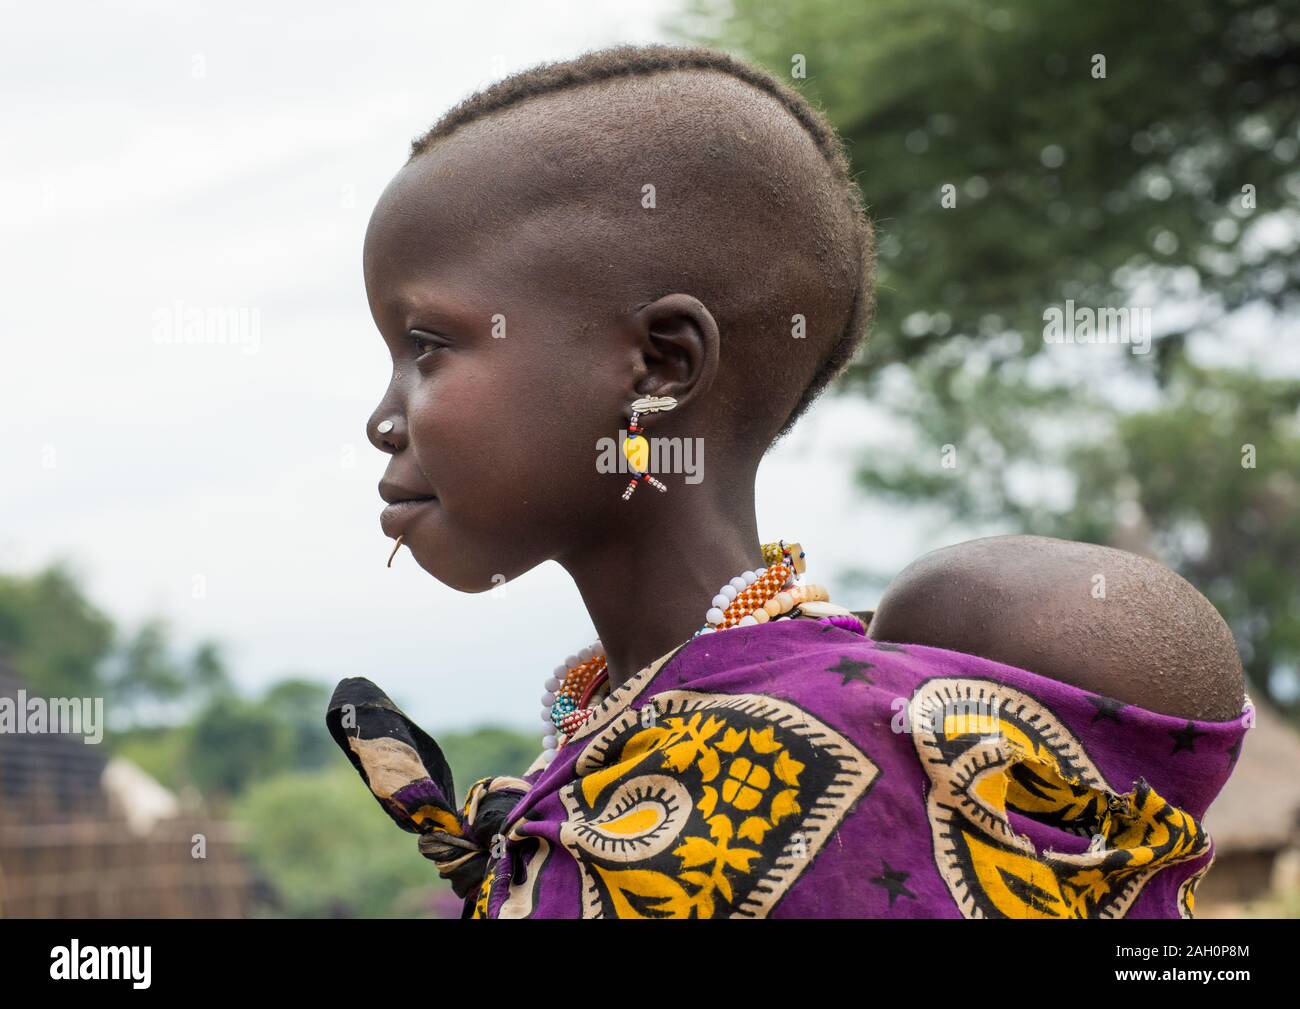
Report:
909,677,1212,919
554,690,877,918
330,623,1248,917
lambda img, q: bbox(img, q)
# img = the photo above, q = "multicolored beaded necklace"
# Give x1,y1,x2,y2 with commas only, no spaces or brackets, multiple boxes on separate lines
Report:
538,540,829,763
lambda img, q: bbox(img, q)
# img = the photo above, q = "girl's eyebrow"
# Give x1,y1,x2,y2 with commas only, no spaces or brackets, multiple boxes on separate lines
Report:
391,284,484,334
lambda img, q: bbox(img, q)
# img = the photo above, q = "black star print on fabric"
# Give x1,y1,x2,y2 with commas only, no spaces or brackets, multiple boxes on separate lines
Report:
1086,694,1126,724
826,656,874,686
872,642,907,653
1170,721,1206,755
870,861,916,907
1226,735,1243,767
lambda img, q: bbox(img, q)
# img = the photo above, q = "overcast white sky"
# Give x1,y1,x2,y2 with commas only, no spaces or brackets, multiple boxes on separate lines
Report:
0,0,949,733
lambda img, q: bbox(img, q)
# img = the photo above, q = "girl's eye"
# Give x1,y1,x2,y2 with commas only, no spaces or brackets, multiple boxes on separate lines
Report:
409,331,446,360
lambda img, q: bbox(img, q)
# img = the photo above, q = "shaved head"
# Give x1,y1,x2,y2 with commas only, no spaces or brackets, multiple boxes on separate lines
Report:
403,45,874,451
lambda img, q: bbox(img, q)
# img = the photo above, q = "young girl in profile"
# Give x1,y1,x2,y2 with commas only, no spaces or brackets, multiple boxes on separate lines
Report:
328,45,1249,919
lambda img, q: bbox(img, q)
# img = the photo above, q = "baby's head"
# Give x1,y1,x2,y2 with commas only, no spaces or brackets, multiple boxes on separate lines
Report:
365,45,874,590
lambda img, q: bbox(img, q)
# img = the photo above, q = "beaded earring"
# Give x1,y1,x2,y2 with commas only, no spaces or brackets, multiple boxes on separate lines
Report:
620,395,677,501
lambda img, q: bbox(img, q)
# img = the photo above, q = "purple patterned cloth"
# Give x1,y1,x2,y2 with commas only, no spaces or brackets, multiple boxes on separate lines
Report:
330,615,1251,918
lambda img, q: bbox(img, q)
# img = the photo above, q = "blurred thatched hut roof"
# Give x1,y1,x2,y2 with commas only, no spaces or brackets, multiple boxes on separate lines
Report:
0,661,109,819
1203,701,1300,853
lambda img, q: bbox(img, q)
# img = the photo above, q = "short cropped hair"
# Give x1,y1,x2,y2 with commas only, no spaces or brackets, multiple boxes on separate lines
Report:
409,45,875,447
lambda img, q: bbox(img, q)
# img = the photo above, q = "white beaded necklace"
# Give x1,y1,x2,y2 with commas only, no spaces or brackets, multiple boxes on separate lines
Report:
537,541,823,764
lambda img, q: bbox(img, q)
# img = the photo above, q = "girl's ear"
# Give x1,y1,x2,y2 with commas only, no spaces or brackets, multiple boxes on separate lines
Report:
628,293,721,410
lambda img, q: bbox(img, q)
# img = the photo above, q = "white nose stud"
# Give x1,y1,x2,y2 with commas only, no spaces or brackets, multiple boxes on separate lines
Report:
377,420,394,435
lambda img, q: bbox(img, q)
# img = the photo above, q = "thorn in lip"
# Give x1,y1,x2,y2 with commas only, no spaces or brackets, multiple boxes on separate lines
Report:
387,534,404,568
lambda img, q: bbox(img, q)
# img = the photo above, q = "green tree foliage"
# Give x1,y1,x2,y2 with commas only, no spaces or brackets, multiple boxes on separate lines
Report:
864,362,1300,698
438,726,542,804
112,724,192,792
233,766,451,918
109,619,188,719
0,565,114,697
118,677,338,795
1081,369,1300,693
0,563,540,914
232,723,540,916
190,641,234,700
260,678,336,773
187,694,293,798
686,0,1299,374
685,0,1300,708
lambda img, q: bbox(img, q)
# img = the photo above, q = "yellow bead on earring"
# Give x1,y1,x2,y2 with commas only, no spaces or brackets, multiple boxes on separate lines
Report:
623,433,649,472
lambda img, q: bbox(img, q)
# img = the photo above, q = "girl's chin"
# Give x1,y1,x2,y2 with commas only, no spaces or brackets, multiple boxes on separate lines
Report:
404,536,512,594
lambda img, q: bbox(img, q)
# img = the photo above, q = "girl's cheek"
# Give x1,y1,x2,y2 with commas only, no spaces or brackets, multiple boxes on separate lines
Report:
407,401,513,476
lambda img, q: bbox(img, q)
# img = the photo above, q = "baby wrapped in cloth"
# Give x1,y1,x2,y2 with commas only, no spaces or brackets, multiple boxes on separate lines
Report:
328,613,1249,918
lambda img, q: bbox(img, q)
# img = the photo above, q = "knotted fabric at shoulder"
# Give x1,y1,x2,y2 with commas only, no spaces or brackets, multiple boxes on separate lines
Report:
326,676,529,900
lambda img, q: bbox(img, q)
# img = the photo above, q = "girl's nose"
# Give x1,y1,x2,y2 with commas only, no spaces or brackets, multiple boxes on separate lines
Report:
368,413,406,454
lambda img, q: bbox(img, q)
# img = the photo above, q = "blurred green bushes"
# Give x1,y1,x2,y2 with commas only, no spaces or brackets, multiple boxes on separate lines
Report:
0,566,537,917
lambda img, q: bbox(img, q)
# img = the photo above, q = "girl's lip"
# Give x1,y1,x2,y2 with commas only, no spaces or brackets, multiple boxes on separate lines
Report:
380,497,439,538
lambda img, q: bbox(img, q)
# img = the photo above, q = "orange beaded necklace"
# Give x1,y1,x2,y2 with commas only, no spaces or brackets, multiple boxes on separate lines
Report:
539,540,827,763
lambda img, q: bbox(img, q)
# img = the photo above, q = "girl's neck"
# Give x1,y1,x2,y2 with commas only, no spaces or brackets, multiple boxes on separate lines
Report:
560,479,763,692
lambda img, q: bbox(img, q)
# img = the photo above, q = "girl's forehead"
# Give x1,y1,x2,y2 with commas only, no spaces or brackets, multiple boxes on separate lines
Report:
365,148,625,323
367,140,570,271
363,169,601,333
